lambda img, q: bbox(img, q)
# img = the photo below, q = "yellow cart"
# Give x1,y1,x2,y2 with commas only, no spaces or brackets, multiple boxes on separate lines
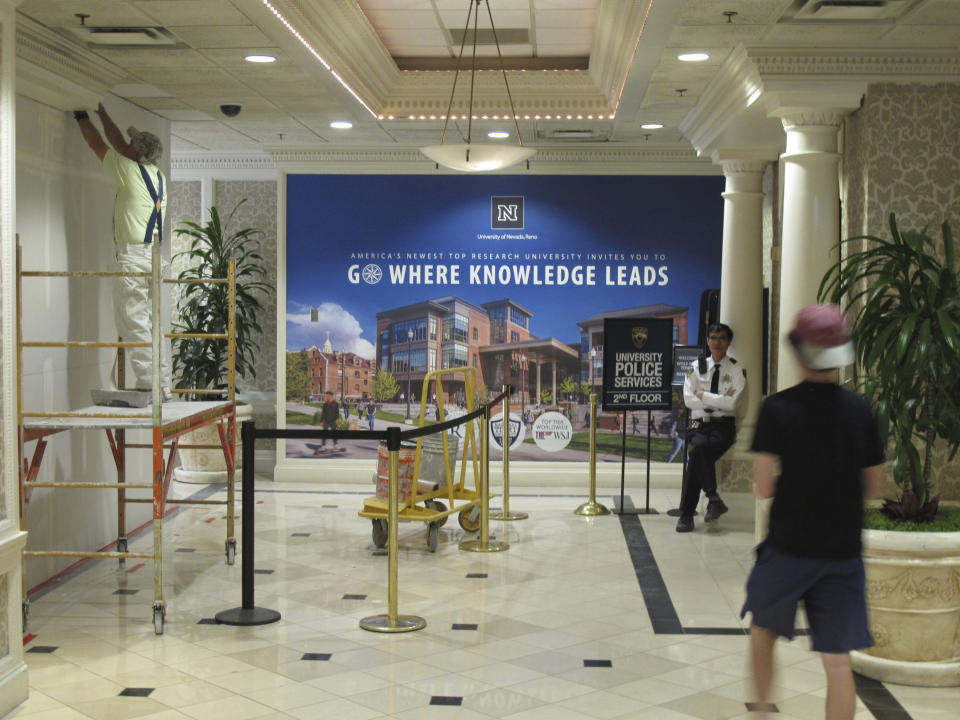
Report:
359,368,490,552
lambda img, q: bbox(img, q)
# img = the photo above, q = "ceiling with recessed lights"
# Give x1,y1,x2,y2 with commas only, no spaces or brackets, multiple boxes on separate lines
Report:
14,0,960,158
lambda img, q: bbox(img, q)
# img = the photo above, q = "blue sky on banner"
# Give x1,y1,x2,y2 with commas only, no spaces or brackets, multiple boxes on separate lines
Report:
285,174,724,358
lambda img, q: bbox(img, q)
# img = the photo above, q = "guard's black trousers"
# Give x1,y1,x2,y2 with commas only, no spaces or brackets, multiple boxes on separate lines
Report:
679,417,736,517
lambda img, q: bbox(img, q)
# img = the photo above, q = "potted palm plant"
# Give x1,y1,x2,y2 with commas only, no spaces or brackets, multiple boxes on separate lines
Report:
819,213,960,686
172,201,271,481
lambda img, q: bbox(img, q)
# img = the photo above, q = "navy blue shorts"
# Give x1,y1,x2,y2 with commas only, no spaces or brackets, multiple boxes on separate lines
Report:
740,542,873,654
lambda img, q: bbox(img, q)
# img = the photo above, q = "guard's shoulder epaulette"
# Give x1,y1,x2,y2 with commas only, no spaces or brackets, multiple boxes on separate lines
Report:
728,357,738,364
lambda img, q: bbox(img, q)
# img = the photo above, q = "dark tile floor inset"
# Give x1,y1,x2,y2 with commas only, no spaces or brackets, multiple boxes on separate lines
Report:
302,653,332,661
175,548,196,553
119,688,154,697
452,623,478,631
113,589,139,596
254,569,275,574
466,573,488,578
430,696,463,706
342,594,367,600
26,646,57,654
291,532,311,537
583,659,613,668
744,701,779,713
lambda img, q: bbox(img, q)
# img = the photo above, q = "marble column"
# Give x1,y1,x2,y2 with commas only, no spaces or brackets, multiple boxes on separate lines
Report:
712,150,770,448
774,110,846,390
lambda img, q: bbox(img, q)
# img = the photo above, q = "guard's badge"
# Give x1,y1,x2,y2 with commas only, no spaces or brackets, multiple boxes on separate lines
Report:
631,326,648,350
686,369,695,378
723,374,731,384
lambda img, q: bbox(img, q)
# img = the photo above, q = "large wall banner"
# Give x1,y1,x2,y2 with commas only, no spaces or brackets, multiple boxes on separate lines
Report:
284,173,723,465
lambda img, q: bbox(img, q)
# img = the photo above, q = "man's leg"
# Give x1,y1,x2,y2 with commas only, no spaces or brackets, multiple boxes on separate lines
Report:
820,652,856,720
749,624,777,718
701,421,735,521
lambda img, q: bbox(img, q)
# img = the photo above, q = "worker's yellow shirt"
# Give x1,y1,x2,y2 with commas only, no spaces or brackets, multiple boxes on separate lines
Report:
102,148,167,245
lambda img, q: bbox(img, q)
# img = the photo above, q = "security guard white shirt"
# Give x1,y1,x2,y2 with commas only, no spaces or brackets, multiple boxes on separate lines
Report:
683,354,746,420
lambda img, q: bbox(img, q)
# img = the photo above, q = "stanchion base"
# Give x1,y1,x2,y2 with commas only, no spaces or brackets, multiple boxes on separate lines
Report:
490,511,528,521
359,614,427,633
459,538,509,552
574,501,611,516
666,509,698,517
215,606,281,626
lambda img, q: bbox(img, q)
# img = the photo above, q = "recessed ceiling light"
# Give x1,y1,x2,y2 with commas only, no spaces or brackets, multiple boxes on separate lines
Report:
488,131,509,139
244,54,276,63
330,121,353,129
640,123,663,130
678,52,709,62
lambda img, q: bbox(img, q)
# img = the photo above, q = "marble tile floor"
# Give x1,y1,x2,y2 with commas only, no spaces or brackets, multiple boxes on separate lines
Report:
13,480,956,720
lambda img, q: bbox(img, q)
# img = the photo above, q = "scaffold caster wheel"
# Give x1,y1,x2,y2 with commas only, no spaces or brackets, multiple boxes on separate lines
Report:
427,522,439,553
425,500,448,527
458,506,481,533
225,540,237,565
372,519,388,548
153,604,166,635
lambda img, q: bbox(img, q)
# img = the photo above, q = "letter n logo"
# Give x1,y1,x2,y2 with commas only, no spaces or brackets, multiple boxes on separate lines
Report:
491,196,524,229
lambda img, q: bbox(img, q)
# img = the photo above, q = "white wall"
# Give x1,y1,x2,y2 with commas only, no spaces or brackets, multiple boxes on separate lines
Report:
16,93,170,589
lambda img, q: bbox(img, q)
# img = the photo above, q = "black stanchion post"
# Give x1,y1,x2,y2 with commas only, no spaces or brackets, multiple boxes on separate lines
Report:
216,420,281,627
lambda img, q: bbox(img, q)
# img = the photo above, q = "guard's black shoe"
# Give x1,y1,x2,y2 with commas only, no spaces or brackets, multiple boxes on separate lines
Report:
704,498,729,523
675,515,694,533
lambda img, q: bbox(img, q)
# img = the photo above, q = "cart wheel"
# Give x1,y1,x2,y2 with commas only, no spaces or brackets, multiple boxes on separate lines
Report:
458,506,481,532
225,539,237,565
371,518,388,548
425,500,448,527
153,605,165,635
427,522,439,553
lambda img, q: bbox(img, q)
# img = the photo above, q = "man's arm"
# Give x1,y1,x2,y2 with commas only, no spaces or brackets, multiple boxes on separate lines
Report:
700,363,746,413
682,364,704,411
753,452,778,499
863,464,883,499
96,103,138,161
74,112,109,161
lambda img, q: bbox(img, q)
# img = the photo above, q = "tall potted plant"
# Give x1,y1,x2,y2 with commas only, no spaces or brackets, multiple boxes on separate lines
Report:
172,201,271,481
819,213,960,686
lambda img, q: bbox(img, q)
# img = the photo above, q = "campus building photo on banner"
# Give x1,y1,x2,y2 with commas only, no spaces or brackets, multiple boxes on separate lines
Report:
283,174,722,464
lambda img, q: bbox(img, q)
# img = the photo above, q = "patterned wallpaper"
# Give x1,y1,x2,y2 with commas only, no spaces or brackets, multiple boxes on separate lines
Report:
842,83,960,500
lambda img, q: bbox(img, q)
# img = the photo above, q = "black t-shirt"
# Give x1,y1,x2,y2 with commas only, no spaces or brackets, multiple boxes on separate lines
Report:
751,381,884,559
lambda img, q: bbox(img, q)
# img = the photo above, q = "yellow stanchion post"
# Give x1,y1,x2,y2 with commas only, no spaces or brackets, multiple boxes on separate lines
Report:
491,385,527,521
575,393,610,516
461,405,508,552
361,426,426,632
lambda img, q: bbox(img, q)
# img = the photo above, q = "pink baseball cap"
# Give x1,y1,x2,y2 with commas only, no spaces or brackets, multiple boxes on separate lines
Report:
789,304,855,370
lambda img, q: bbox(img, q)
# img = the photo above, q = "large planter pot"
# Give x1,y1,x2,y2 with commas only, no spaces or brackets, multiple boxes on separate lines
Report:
174,403,252,483
852,528,960,687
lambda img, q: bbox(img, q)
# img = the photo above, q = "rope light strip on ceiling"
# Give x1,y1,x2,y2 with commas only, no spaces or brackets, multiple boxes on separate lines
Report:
259,0,378,119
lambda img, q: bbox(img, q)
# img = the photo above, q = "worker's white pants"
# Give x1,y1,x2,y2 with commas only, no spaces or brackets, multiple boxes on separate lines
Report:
114,243,171,392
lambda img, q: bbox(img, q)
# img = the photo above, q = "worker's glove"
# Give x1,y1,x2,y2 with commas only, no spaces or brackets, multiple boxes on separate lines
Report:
73,110,89,121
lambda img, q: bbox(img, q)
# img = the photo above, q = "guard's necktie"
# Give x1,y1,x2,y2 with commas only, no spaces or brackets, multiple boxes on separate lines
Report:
710,364,720,394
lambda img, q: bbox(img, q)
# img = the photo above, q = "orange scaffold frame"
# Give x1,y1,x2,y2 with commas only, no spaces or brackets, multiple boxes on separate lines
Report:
16,239,237,634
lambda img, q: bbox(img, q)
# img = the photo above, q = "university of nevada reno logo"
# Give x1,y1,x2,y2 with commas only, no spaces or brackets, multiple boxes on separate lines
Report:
491,196,524,229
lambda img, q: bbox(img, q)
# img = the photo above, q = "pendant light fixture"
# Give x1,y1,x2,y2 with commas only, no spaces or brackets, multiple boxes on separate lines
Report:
420,0,535,172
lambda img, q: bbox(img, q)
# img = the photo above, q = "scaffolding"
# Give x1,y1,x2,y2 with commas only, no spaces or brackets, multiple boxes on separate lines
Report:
16,239,237,634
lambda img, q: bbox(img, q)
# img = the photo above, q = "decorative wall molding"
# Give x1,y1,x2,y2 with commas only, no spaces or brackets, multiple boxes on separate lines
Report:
171,152,277,181
263,144,717,175
15,15,125,108
750,50,960,80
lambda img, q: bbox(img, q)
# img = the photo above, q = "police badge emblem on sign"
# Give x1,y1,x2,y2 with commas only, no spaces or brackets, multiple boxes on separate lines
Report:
632,326,648,350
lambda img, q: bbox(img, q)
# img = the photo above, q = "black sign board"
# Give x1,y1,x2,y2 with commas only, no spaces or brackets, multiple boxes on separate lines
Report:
601,318,673,411
672,345,703,386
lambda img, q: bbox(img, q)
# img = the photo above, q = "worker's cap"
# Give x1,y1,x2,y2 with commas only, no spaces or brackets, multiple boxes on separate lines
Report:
788,304,855,370
127,126,163,165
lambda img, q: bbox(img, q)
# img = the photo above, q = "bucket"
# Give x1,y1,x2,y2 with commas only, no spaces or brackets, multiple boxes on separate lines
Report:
375,441,417,502
418,434,459,489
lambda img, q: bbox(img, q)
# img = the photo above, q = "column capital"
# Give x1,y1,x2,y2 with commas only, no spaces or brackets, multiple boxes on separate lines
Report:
711,148,779,176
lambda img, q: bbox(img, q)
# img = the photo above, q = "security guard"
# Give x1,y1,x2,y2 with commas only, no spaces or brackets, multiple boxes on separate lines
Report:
676,322,746,532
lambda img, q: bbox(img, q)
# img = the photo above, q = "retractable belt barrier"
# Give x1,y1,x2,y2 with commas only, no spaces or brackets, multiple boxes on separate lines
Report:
218,391,510,633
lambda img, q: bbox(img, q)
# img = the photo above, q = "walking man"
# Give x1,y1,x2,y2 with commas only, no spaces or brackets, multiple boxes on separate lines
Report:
676,322,745,532
741,304,883,720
